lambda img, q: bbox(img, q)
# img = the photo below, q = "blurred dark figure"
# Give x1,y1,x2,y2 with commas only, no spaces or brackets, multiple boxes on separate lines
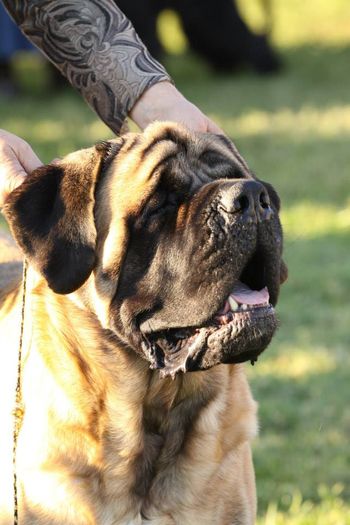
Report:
0,3,68,96
0,3,35,96
118,0,281,74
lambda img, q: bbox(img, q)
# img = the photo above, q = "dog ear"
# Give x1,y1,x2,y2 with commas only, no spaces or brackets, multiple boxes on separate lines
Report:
4,142,118,294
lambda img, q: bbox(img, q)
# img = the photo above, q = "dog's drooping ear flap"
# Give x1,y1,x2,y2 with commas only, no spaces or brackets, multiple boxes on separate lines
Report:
4,145,108,294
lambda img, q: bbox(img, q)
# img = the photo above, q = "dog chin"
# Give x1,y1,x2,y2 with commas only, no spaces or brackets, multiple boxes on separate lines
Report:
140,286,278,378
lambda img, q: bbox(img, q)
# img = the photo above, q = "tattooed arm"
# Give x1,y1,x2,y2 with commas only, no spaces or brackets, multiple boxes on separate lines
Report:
2,0,170,133
2,0,223,134
0,0,223,206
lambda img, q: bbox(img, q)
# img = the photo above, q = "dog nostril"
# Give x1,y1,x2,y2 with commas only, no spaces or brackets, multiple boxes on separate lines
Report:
220,180,272,222
235,195,250,212
259,191,270,209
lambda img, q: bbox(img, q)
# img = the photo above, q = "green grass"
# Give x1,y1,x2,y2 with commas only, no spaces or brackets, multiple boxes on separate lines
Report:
1,1,350,523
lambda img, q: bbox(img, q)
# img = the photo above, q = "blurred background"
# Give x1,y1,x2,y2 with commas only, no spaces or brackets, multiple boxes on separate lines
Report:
1,1,350,523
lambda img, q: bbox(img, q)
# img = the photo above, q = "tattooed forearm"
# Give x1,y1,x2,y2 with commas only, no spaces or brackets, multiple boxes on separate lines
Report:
2,0,171,133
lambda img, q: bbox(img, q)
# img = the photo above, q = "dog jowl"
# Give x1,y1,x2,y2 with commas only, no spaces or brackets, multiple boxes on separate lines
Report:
5,123,286,379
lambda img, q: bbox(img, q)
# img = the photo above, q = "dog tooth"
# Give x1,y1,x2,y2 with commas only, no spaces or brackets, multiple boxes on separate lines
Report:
241,304,248,311
228,296,239,311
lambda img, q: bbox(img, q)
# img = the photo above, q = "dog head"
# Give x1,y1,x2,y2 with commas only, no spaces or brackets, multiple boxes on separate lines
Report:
4,122,287,377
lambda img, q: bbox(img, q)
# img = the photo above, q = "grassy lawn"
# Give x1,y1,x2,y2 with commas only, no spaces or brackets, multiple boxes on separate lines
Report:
1,1,350,523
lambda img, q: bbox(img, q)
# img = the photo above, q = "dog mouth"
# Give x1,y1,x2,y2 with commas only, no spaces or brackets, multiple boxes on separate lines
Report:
141,279,277,378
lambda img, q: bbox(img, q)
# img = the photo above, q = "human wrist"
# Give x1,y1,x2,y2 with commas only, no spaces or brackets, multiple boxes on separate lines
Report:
129,81,183,129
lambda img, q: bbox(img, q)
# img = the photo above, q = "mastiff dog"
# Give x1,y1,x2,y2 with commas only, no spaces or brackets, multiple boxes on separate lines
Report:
0,122,286,524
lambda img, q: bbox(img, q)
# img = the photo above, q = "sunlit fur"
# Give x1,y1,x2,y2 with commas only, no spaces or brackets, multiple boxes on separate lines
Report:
0,123,261,524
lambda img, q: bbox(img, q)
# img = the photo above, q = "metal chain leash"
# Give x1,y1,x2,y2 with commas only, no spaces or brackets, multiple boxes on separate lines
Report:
12,259,28,525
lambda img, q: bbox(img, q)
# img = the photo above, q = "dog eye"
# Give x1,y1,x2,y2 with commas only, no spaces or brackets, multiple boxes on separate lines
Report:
144,192,177,221
200,151,245,179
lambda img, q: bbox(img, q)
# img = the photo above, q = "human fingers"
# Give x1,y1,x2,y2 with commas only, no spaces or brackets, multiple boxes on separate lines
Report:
0,156,26,208
0,130,42,173
0,130,42,207
205,118,225,135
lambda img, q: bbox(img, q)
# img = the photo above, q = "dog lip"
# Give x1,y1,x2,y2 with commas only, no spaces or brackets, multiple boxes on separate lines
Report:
140,317,162,335
142,303,277,378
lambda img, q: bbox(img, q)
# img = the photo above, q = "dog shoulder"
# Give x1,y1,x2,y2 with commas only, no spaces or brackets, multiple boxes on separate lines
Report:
0,231,22,307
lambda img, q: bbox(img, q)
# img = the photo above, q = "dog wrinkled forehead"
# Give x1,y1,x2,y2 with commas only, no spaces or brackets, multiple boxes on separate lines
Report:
98,122,252,217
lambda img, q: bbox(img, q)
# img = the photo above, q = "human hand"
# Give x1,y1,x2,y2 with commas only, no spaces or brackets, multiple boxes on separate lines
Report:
0,130,42,208
129,81,224,134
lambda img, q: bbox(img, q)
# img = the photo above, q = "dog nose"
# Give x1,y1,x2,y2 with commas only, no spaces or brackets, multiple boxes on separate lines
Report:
220,180,272,223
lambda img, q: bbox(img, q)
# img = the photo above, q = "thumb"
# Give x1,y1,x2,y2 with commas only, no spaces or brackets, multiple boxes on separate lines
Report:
0,158,27,208
206,119,225,135
16,141,42,174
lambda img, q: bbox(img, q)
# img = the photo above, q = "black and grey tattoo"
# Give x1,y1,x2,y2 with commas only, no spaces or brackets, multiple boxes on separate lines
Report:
2,0,171,133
